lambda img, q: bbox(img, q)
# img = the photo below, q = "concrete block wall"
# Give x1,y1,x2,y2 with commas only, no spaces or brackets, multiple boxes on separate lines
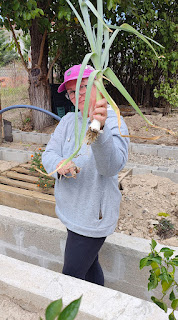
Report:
129,143,178,159
0,147,33,162
1,254,177,320
125,162,178,183
12,129,178,160
0,205,177,304
13,129,51,145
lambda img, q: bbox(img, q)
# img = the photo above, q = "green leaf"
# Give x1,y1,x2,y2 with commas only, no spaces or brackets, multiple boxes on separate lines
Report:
139,257,152,269
58,10,65,20
148,271,158,290
101,29,119,68
151,239,157,250
79,0,96,53
74,52,96,148
66,0,86,33
85,0,111,32
58,296,82,320
109,23,160,57
171,299,178,311
157,212,170,217
151,297,167,312
79,69,101,145
170,290,176,301
151,256,162,265
160,248,175,259
169,311,176,320
104,67,154,126
171,257,178,266
107,0,114,10
12,1,20,10
161,280,173,293
45,299,63,320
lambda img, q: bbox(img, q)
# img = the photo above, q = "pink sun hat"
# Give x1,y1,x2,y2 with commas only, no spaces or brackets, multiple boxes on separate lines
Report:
57,64,95,93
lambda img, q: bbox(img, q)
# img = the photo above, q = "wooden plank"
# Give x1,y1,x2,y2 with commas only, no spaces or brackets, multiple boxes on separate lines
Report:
0,184,56,217
0,183,55,201
2,171,39,184
0,175,54,195
11,166,41,177
0,175,40,191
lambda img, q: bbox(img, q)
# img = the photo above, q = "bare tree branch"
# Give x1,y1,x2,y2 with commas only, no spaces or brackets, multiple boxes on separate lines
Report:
7,16,29,73
46,48,61,81
37,29,47,68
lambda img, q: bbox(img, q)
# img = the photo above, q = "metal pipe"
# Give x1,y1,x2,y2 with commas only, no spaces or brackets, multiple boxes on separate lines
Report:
0,105,61,122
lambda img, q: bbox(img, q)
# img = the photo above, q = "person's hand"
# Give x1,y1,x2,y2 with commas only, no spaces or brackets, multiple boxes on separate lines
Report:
89,97,107,129
56,160,80,178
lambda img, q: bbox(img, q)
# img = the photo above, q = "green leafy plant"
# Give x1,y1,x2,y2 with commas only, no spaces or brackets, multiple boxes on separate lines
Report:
140,239,178,320
154,218,176,240
30,149,54,190
48,0,170,177
154,82,178,109
40,296,82,320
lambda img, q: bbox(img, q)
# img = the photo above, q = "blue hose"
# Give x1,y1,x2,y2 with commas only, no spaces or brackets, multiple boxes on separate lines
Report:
0,105,61,122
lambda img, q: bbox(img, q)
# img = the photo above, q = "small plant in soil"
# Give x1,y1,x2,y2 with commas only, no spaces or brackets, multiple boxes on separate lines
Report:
155,218,176,239
40,296,82,320
30,149,54,191
140,239,178,320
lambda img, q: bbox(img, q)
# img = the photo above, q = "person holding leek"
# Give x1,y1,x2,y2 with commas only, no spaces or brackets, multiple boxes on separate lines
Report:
42,64,129,286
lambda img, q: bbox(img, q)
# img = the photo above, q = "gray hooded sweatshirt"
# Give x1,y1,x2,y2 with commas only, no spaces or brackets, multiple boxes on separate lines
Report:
42,108,129,238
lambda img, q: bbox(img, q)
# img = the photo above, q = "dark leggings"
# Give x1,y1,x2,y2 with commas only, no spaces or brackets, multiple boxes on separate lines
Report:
62,229,106,286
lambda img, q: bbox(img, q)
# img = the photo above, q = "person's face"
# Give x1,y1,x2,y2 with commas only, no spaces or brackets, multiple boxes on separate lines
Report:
65,78,96,116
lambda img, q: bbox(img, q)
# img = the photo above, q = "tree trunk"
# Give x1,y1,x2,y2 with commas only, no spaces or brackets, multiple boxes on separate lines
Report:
29,19,53,131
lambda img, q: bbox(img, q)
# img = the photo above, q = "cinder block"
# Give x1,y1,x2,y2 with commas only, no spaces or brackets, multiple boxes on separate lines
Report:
22,225,63,258
41,133,51,145
43,257,62,273
157,146,178,159
131,143,158,156
21,132,42,144
6,247,43,267
152,170,178,183
12,130,22,142
0,220,21,246
2,149,28,163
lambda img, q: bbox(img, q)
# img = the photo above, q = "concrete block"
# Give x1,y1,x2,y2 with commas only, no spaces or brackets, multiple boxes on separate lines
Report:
0,219,22,246
1,148,28,163
12,130,22,142
41,133,51,145
0,255,177,320
157,146,178,159
152,169,178,183
21,132,42,144
5,247,43,267
22,225,64,258
131,143,158,156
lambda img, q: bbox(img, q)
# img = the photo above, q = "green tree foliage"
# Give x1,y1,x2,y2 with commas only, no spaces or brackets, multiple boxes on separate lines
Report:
106,0,177,108
0,28,18,66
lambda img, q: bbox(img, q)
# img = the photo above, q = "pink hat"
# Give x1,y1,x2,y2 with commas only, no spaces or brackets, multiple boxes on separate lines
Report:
57,64,95,93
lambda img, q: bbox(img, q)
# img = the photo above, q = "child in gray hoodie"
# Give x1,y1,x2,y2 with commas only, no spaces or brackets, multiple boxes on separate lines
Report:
42,64,129,286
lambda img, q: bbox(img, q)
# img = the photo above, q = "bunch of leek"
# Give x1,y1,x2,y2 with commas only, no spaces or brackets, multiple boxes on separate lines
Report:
49,0,169,176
